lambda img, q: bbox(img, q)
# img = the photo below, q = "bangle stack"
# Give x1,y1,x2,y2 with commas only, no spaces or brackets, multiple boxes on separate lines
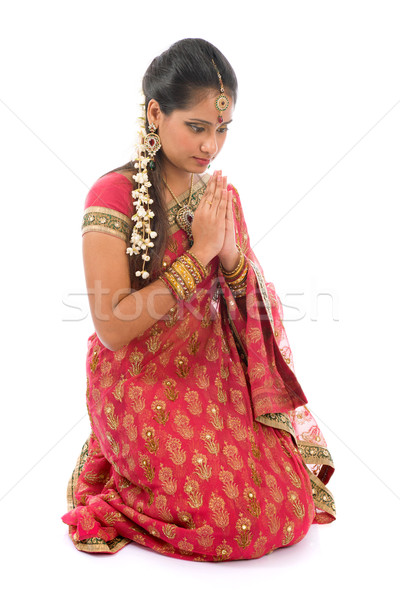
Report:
220,244,248,298
159,250,209,302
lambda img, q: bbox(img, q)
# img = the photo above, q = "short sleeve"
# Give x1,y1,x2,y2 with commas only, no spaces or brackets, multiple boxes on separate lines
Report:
81,172,134,243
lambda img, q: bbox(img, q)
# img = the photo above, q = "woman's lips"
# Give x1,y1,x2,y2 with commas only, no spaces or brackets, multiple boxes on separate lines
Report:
193,157,210,166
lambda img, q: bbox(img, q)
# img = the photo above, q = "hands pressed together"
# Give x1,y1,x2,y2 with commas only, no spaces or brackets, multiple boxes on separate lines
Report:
190,170,241,271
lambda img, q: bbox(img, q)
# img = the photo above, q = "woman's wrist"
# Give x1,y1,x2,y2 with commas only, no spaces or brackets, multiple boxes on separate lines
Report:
220,245,248,298
219,247,241,272
188,245,213,268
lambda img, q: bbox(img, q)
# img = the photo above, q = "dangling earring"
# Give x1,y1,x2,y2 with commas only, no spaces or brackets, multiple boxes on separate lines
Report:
144,123,161,170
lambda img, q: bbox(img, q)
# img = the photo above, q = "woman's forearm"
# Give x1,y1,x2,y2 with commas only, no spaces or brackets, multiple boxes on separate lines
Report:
100,279,177,351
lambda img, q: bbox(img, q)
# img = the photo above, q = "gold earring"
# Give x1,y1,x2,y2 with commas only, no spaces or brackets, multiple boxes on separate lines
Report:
144,123,161,170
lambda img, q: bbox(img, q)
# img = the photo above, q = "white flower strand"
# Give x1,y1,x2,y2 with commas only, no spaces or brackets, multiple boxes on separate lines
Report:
126,105,158,280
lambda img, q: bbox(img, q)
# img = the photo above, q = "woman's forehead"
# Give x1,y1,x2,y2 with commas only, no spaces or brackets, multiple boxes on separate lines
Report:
177,89,234,122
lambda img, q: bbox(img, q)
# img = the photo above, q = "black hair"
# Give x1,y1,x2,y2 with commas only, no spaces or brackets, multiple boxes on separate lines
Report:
100,38,238,290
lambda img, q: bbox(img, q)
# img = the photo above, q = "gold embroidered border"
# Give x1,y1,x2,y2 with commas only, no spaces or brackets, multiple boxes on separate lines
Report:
221,290,248,367
255,412,296,438
66,435,130,554
247,258,275,334
82,206,133,242
306,467,336,518
256,415,336,519
298,441,334,468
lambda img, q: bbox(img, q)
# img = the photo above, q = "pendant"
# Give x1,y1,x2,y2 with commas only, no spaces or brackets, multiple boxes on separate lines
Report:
176,205,194,239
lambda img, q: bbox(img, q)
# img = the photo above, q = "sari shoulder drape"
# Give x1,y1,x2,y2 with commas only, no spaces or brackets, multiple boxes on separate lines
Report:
220,183,336,523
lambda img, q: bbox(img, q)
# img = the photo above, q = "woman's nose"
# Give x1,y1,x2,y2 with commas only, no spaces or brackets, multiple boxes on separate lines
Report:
200,133,218,156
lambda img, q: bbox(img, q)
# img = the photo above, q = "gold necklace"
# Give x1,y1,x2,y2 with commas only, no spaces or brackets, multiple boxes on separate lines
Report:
163,173,195,239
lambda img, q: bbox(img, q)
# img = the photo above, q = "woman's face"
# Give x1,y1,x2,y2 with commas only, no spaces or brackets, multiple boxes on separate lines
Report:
148,89,234,175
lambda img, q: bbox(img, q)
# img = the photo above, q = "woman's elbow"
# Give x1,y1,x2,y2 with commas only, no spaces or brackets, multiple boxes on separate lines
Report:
94,324,130,352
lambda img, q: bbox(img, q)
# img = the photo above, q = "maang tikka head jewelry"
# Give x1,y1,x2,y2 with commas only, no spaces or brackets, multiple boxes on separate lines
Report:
126,98,161,280
211,58,229,123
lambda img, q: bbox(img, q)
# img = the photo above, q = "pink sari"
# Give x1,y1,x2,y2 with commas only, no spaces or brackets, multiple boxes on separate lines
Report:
61,172,335,560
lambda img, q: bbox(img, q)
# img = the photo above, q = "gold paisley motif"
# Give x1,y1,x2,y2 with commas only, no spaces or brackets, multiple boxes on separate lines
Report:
223,443,244,471
196,524,214,548
187,331,200,355
219,466,239,500
282,517,295,545
207,403,224,430
209,492,229,529
122,413,137,441
184,477,204,509
174,411,194,439
151,398,170,425
128,384,145,413
192,451,212,480
138,452,155,481
142,363,158,386
234,514,253,549
194,364,210,389
141,424,160,453
230,389,246,415
174,353,190,378
287,489,306,520
159,464,178,495
227,414,247,441
244,485,261,518
184,389,202,415
265,473,284,503
264,501,281,535
214,540,233,561
200,428,220,455
155,494,173,522
128,349,144,376
112,375,126,402
163,378,179,402
165,435,187,465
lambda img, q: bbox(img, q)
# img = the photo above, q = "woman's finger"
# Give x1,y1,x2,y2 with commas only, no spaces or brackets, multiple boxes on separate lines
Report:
217,188,228,213
201,171,217,203
214,173,224,205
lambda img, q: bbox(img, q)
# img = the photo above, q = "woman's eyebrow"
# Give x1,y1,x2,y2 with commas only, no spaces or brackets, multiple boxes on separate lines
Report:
187,118,233,125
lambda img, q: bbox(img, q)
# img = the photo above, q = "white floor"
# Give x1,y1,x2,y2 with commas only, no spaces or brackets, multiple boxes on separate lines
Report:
2,417,398,600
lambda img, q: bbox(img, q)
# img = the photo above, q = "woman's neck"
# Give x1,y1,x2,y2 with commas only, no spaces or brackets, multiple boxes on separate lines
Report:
161,161,197,198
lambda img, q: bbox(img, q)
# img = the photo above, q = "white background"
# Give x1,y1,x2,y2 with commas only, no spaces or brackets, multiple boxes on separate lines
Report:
1,1,399,598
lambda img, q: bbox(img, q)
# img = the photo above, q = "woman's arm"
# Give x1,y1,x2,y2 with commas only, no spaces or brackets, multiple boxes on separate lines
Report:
83,231,176,351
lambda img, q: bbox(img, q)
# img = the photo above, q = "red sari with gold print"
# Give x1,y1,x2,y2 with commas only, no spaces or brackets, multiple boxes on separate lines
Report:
61,172,336,561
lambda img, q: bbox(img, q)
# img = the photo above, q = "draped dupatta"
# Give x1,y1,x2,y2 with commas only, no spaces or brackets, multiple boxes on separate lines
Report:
218,184,336,523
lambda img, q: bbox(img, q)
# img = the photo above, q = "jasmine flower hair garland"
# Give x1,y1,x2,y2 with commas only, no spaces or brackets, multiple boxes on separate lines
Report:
126,96,159,280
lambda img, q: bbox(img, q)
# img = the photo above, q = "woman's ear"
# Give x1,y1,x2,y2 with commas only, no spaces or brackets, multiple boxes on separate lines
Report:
147,99,162,128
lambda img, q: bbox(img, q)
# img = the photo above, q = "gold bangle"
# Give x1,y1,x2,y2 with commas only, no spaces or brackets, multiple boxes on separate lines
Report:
178,254,203,284
172,260,196,293
227,264,248,287
186,250,209,278
220,250,244,277
159,250,210,302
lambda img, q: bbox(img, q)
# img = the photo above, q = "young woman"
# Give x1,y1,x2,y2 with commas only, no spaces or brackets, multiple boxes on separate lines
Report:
62,38,336,561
